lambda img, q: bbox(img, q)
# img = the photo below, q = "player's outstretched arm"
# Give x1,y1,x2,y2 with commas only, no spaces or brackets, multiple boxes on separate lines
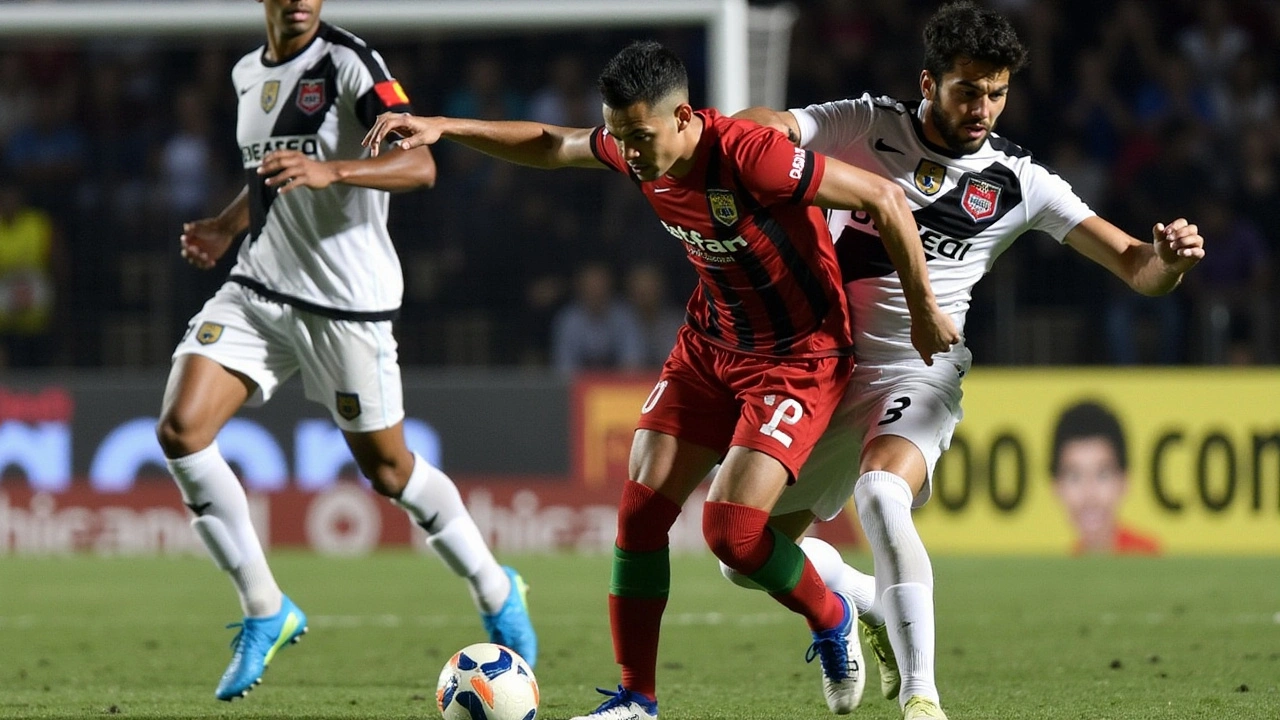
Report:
1064,215,1204,296
179,186,249,270
733,107,802,145
815,157,959,364
261,145,437,195
362,113,603,170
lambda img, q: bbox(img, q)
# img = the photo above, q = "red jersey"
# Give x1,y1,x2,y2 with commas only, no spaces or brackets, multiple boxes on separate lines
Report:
590,109,852,358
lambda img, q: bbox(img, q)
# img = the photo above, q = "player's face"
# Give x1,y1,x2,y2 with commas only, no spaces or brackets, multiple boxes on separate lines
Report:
921,57,1010,154
260,0,323,38
602,99,690,182
1053,437,1127,548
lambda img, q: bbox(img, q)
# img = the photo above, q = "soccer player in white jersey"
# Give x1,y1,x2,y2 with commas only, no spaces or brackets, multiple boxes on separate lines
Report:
156,0,536,701
723,2,1204,718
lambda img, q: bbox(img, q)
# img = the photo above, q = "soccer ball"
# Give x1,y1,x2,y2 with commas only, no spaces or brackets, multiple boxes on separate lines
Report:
436,642,539,720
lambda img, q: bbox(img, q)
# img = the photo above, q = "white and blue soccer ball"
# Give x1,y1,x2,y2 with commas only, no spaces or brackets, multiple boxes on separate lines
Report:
436,642,539,720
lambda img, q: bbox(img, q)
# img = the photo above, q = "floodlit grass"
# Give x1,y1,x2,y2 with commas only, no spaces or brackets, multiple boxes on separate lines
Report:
1,552,1278,719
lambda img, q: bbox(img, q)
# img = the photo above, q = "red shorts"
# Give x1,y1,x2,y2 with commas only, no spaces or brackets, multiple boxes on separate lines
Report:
636,326,853,480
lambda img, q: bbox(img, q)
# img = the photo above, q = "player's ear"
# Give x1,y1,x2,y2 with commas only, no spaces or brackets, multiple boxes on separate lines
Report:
920,69,935,100
674,102,694,130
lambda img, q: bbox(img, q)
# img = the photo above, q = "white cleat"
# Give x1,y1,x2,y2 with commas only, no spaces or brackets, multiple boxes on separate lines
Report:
805,592,866,714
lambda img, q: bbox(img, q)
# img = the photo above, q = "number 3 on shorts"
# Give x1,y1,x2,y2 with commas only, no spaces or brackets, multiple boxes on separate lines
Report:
759,397,804,448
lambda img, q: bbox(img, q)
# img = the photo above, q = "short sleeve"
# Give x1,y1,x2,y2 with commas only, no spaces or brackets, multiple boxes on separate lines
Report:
732,125,826,206
1026,163,1096,243
342,46,413,128
589,126,634,177
792,94,877,156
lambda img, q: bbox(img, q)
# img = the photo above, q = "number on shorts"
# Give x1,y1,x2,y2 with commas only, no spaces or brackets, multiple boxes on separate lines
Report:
878,396,912,426
759,397,804,448
641,380,669,414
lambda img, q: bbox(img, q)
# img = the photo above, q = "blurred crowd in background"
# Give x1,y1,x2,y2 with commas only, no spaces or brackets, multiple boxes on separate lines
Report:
0,0,1276,371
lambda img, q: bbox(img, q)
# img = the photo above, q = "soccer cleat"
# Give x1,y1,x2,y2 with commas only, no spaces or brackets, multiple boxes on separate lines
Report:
805,592,866,714
903,695,948,720
214,594,308,701
481,566,539,668
861,620,901,700
569,685,659,720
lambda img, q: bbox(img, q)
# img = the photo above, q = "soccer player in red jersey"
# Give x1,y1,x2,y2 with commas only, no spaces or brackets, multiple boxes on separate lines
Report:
365,41,959,719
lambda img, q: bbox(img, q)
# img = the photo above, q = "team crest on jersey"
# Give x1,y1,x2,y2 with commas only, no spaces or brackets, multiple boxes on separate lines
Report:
914,159,947,196
260,81,280,113
960,177,1001,222
335,392,362,421
708,190,738,227
296,79,326,115
196,322,223,345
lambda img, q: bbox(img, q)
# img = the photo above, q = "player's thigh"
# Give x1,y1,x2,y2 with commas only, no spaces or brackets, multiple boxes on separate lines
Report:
342,421,413,477
773,401,865,522
706,445,791,510
855,361,965,507
171,283,299,407
727,353,853,484
629,428,722,506
295,316,404,433
157,354,255,454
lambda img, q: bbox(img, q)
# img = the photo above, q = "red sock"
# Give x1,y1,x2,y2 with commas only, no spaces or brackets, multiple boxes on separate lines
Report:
610,595,664,699
772,560,846,632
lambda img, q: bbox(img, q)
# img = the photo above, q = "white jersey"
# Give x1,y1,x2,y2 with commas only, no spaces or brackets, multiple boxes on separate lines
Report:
229,23,413,319
793,94,1096,363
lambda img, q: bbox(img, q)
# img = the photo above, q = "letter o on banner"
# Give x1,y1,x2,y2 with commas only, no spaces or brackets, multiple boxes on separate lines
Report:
305,485,381,556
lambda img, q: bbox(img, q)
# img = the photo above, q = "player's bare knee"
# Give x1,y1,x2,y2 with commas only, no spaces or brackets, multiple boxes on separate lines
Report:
360,458,412,497
155,411,213,458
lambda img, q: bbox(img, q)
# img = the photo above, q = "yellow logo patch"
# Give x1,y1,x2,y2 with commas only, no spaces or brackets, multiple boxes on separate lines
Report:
708,190,738,227
914,159,947,196
196,322,223,345
335,392,362,421
260,80,280,113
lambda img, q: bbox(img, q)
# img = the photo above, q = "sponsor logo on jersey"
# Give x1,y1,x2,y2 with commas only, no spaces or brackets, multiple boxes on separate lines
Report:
961,177,1001,222
241,135,321,166
708,189,739,226
296,79,326,115
335,392,362,421
196,322,224,345
260,80,280,113
914,159,947,196
842,211,973,262
660,220,747,262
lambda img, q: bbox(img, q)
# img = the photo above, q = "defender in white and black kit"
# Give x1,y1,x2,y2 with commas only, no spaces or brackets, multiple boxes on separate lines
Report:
156,0,536,702
724,4,1203,719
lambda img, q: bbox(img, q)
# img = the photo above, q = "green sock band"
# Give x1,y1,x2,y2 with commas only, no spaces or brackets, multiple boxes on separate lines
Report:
747,527,805,595
610,545,670,598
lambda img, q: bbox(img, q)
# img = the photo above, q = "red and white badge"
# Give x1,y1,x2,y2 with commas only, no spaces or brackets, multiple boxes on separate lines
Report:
961,177,1000,222
296,79,326,115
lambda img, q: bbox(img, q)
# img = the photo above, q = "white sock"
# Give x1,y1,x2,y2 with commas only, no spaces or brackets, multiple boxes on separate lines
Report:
169,442,282,618
396,455,510,614
854,470,938,707
799,536,883,627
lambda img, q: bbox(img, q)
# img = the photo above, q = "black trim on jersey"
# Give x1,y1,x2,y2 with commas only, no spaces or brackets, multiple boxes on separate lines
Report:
258,26,324,68
355,89,412,129
702,141,756,352
246,168,274,242
753,213,829,342
914,162,1023,237
271,53,339,137
689,285,721,340
230,276,399,321
788,149,817,204
319,24,392,82
589,127,608,166
835,223,897,282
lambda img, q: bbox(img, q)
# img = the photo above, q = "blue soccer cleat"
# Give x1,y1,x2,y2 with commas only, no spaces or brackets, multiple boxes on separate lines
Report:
805,592,866,714
481,566,538,668
569,685,659,720
214,594,308,701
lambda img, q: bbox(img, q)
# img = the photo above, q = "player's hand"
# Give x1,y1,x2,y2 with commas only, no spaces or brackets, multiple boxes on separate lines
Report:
260,150,338,194
1152,218,1205,273
910,305,961,366
362,112,444,157
179,217,235,270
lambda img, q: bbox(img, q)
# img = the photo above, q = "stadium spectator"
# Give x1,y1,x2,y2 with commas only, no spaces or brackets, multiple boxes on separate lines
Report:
550,262,645,375
152,0,535,703
0,181,65,367
1050,400,1160,555
624,262,685,368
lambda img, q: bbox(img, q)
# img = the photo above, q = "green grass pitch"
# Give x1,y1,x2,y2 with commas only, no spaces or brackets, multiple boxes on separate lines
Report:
1,552,1278,719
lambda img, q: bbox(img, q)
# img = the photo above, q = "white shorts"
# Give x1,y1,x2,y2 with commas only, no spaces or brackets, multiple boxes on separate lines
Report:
773,347,971,520
173,282,405,432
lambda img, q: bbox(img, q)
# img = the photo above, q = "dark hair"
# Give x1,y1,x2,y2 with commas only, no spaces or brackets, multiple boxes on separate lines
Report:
923,1,1028,80
1051,401,1127,476
597,40,688,109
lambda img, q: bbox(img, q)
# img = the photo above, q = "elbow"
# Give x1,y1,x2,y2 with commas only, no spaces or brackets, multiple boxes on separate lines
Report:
417,165,438,190
865,180,910,223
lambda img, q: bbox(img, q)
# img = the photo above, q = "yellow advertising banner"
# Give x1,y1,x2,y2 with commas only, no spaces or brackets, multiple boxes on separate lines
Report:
913,368,1280,555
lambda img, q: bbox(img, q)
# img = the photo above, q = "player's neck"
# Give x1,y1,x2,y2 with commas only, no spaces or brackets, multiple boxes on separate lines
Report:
664,113,705,179
264,24,320,63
